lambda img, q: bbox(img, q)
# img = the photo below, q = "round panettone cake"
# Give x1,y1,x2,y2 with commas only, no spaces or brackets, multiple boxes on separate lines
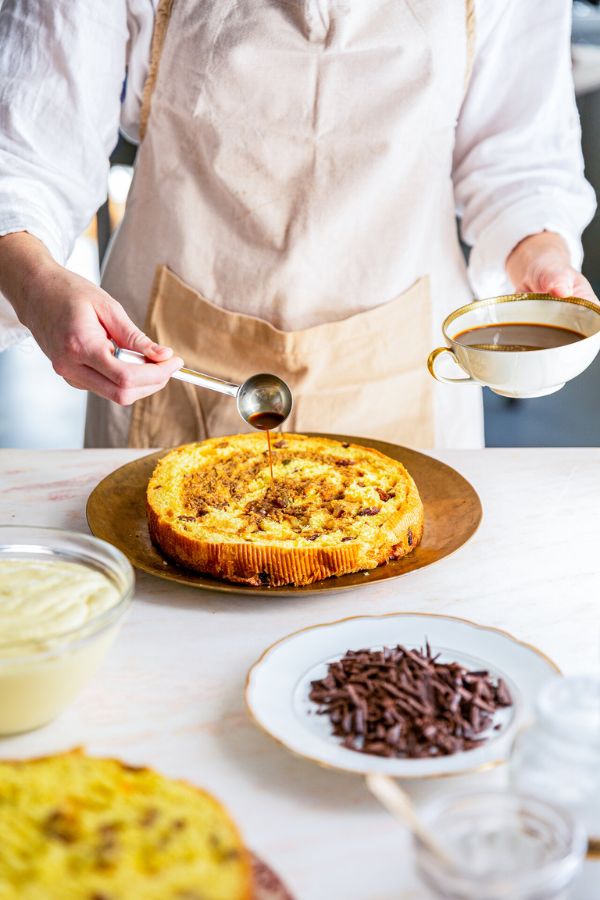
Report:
0,750,252,900
147,433,424,587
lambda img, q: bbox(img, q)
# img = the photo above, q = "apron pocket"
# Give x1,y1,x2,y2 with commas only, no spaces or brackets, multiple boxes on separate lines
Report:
128,266,435,448
284,276,435,447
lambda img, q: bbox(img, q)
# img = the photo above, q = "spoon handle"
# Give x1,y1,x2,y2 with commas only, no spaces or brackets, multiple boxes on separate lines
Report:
365,773,455,869
113,346,239,397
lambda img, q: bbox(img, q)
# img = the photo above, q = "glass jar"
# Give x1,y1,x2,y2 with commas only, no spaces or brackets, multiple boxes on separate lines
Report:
415,789,586,900
509,676,600,839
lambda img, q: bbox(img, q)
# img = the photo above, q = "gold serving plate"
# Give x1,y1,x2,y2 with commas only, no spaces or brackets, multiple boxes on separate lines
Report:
86,434,482,596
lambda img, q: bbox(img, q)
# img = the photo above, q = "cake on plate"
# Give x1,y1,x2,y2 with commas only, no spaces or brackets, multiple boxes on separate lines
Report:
147,433,424,587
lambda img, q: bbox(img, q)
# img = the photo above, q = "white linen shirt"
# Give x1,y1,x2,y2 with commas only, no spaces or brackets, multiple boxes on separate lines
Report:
0,0,595,349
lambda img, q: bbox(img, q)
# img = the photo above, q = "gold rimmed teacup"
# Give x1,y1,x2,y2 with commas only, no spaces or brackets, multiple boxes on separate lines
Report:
428,292,600,398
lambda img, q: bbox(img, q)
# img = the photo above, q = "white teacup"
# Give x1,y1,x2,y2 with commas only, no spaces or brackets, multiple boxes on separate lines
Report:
428,292,600,398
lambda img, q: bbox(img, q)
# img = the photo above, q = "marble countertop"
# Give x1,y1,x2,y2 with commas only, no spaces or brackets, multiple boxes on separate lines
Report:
1,448,599,899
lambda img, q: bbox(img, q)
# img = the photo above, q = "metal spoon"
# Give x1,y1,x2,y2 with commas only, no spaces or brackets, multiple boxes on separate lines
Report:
113,346,293,430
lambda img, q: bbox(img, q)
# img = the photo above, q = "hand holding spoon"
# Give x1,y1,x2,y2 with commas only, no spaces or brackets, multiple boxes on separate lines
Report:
113,346,293,430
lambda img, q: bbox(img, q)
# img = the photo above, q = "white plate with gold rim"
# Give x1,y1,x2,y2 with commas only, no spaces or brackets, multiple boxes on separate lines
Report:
245,613,560,779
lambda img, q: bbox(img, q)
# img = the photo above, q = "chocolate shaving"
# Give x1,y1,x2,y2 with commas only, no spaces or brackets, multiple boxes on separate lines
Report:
309,644,512,759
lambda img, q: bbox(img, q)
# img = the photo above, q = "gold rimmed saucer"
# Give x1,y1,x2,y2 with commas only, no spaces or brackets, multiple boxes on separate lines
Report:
245,612,560,780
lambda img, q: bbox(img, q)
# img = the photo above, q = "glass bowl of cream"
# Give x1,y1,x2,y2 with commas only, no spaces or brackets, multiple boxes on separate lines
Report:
0,526,134,734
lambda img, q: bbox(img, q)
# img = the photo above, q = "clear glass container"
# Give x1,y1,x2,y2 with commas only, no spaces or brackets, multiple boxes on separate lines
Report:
416,789,587,900
0,525,134,734
510,677,600,840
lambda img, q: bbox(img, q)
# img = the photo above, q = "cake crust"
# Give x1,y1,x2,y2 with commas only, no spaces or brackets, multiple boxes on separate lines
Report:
147,434,424,587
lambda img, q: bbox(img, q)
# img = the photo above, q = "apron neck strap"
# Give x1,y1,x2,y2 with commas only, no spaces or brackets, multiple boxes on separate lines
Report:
140,0,175,140
464,0,476,91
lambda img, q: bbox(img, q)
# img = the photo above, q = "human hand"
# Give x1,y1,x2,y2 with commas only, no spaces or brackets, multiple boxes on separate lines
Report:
0,233,183,405
506,231,598,304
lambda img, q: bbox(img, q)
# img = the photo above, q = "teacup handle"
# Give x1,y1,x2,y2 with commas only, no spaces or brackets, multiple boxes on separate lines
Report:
427,347,477,384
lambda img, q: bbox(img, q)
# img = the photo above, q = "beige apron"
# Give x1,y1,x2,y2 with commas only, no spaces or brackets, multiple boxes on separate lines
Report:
86,0,483,449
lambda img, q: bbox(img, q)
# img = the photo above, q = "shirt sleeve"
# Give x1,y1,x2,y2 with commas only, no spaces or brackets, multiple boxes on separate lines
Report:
453,0,597,298
0,0,129,263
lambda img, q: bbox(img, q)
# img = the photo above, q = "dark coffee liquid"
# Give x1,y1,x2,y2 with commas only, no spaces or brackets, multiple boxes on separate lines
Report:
247,411,286,429
454,322,584,352
248,411,286,481
266,428,274,480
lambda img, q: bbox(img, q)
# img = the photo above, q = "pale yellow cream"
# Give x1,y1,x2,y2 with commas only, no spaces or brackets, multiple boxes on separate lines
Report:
0,559,120,651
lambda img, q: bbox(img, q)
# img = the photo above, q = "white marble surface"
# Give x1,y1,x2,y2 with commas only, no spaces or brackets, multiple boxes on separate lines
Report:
1,448,599,899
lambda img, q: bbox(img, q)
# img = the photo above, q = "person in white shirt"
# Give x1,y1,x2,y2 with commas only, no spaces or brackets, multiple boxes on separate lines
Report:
0,0,596,448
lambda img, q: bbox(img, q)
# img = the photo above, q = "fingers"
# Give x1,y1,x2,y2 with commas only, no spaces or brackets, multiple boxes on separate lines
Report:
85,339,183,388
96,299,173,362
571,276,599,305
528,263,576,297
529,266,599,304
61,357,182,405
52,290,184,402
55,325,183,403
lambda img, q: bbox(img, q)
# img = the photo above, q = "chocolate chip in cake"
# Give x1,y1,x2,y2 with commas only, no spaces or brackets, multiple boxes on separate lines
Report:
139,807,160,828
44,808,79,844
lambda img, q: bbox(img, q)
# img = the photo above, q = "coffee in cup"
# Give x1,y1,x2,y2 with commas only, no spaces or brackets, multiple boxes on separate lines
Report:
428,292,600,398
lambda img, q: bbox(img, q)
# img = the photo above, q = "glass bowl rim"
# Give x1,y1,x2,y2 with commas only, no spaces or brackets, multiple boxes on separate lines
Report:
416,787,587,889
0,525,134,661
